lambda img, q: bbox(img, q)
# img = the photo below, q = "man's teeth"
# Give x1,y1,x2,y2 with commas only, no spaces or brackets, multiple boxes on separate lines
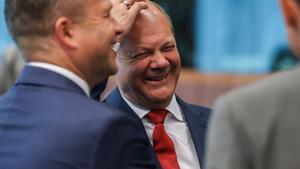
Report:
148,76,167,81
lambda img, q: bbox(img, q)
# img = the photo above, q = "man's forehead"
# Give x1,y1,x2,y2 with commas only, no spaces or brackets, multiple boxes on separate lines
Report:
134,34,174,44
125,35,176,51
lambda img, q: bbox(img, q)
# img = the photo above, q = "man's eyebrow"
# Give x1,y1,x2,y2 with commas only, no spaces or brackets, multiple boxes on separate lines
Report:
131,45,152,51
162,39,176,46
163,41,175,45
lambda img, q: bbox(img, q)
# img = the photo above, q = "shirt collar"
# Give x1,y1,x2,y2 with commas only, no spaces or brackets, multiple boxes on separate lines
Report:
120,91,184,122
28,62,90,97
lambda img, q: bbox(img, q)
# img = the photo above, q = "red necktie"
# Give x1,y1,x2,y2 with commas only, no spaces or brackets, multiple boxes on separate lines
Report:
146,109,181,169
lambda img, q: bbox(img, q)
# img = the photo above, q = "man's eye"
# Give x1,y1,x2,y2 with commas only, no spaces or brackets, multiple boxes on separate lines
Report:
162,45,175,52
132,52,150,59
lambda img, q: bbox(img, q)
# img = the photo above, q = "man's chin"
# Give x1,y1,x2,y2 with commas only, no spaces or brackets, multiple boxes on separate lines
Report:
146,87,174,98
107,51,118,75
146,94,173,108
109,66,118,75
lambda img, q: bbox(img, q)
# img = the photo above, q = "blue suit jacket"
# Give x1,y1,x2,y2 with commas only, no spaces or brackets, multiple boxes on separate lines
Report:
0,66,160,169
104,88,211,167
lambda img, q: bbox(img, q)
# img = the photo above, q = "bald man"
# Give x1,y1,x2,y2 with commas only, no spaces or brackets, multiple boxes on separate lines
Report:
103,2,211,169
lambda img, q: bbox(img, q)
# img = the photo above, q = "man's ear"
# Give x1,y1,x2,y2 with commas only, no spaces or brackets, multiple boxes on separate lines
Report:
54,17,78,49
281,0,300,29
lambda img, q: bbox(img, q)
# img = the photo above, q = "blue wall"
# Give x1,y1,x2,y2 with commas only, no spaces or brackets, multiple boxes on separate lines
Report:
0,0,12,54
195,0,288,73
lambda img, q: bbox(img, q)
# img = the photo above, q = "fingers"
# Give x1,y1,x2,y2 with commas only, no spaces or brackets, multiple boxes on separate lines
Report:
127,0,146,4
111,0,146,8
110,0,122,6
125,0,135,5
117,1,148,39
128,1,148,16
110,0,148,41
111,0,135,6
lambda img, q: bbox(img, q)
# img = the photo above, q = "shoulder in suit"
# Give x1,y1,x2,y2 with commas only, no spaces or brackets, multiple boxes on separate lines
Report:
104,87,211,167
205,66,300,169
0,66,161,169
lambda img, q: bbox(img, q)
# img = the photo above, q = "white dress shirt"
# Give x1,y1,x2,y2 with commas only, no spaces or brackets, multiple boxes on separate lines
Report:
28,62,90,97
121,93,201,169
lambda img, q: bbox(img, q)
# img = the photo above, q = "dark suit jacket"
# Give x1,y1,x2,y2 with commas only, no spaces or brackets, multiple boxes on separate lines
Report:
0,66,160,169
104,88,211,167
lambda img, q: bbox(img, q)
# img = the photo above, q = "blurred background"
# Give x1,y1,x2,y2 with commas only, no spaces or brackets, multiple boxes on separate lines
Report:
0,0,12,53
153,0,299,73
0,0,299,105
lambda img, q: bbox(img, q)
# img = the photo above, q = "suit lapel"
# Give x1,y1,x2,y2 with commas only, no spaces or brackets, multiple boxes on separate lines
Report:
105,89,209,168
104,88,161,166
176,96,209,166
104,88,141,120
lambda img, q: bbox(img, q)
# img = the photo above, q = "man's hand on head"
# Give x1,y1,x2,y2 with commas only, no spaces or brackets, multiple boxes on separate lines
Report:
110,0,148,42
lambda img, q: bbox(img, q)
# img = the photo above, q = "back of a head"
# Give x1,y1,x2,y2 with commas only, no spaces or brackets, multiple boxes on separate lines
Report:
4,0,85,53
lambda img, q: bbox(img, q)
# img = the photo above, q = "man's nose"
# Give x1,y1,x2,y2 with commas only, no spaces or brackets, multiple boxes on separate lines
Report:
150,52,169,69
